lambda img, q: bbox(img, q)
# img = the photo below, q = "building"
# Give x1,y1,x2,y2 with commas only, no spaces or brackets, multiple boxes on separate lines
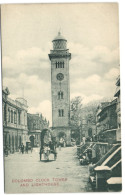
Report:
2,87,29,153
80,118,96,140
114,75,121,142
48,32,71,145
96,100,117,143
96,102,111,135
27,113,49,147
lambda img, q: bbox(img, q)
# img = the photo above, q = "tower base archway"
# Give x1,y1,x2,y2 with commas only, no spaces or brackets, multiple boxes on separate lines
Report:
52,127,71,146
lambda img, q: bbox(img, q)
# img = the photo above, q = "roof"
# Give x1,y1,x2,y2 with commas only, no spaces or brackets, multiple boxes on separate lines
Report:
103,129,117,133
107,177,122,185
97,100,117,117
94,166,111,171
53,32,67,41
2,86,10,95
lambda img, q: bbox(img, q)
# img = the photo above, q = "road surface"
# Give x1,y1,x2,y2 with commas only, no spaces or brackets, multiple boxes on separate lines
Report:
4,146,92,193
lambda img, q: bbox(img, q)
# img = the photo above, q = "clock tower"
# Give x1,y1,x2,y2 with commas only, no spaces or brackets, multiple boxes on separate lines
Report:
49,32,71,145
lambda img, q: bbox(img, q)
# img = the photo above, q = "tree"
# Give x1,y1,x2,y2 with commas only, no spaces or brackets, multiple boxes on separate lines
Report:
70,96,83,126
83,105,97,125
70,96,84,142
70,96,102,142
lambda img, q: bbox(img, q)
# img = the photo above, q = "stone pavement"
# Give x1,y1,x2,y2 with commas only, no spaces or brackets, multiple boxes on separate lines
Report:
4,146,92,193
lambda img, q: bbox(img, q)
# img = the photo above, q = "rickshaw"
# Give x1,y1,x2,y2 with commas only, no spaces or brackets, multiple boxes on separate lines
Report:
25,141,32,153
39,128,57,161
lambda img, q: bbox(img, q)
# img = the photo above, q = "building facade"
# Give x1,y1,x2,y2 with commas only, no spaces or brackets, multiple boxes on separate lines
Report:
49,32,71,145
114,75,121,142
96,100,117,143
27,113,49,147
3,87,29,153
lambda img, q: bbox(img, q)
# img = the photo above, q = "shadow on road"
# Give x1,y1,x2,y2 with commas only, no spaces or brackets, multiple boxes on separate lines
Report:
39,160,55,163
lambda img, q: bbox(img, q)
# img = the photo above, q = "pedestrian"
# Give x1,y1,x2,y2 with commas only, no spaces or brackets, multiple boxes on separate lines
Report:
87,149,92,163
59,142,61,151
59,138,63,151
92,145,97,164
92,134,96,142
82,135,86,145
31,146,33,153
5,144,8,157
21,143,24,154
25,145,28,154
63,140,66,147
59,138,62,150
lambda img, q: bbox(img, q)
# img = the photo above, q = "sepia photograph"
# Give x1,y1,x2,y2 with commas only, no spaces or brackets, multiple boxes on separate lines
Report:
1,2,121,193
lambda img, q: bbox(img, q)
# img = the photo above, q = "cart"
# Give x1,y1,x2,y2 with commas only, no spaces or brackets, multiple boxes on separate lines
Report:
40,129,57,161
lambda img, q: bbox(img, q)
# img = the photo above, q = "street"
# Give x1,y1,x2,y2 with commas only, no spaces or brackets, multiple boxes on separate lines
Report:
4,146,92,193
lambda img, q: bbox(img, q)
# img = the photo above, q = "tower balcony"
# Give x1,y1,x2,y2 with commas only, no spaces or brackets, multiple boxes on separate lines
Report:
50,49,69,54
49,49,71,60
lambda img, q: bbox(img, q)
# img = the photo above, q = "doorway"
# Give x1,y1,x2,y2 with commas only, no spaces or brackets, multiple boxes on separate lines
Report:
30,135,34,147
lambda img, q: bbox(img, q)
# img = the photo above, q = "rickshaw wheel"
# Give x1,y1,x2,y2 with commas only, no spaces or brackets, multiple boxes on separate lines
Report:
40,151,42,161
54,153,57,161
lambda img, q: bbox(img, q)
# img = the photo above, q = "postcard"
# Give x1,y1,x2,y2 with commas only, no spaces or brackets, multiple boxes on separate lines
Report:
1,3,121,193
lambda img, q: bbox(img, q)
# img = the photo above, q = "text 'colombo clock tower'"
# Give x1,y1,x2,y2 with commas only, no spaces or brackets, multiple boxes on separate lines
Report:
49,32,71,145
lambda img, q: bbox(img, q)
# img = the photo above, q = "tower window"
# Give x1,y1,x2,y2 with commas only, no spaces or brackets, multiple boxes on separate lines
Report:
58,109,64,117
60,62,62,68
58,62,59,68
61,92,63,99
62,109,64,117
55,62,65,68
58,92,60,99
63,62,64,68
58,91,64,99
56,62,57,68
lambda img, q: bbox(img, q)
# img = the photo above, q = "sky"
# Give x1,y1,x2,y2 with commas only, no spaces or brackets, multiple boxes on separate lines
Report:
1,3,120,125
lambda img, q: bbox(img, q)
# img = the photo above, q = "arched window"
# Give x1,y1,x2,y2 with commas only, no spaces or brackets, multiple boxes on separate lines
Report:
58,62,59,68
24,112,26,125
62,62,64,68
61,92,63,99
8,108,10,122
56,62,57,68
58,91,63,99
58,109,64,117
62,109,64,117
60,62,62,68
33,121,36,129
9,135,11,147
56,61,64,68
11,110,13,123
58,109,61,117
18,111,21,125
58,92,61,99
14,111,17,124
4,104,6,122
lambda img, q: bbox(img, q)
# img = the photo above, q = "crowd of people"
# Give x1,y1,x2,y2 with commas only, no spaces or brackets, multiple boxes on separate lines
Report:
19,143,33,154
4,142,33,156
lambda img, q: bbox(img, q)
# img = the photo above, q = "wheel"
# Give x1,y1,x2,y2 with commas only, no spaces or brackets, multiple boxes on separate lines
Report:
40,150,42,161
54,153,57,161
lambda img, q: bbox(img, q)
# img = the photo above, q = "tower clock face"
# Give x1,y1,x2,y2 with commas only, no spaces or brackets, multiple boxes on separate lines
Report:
56,73,64,81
